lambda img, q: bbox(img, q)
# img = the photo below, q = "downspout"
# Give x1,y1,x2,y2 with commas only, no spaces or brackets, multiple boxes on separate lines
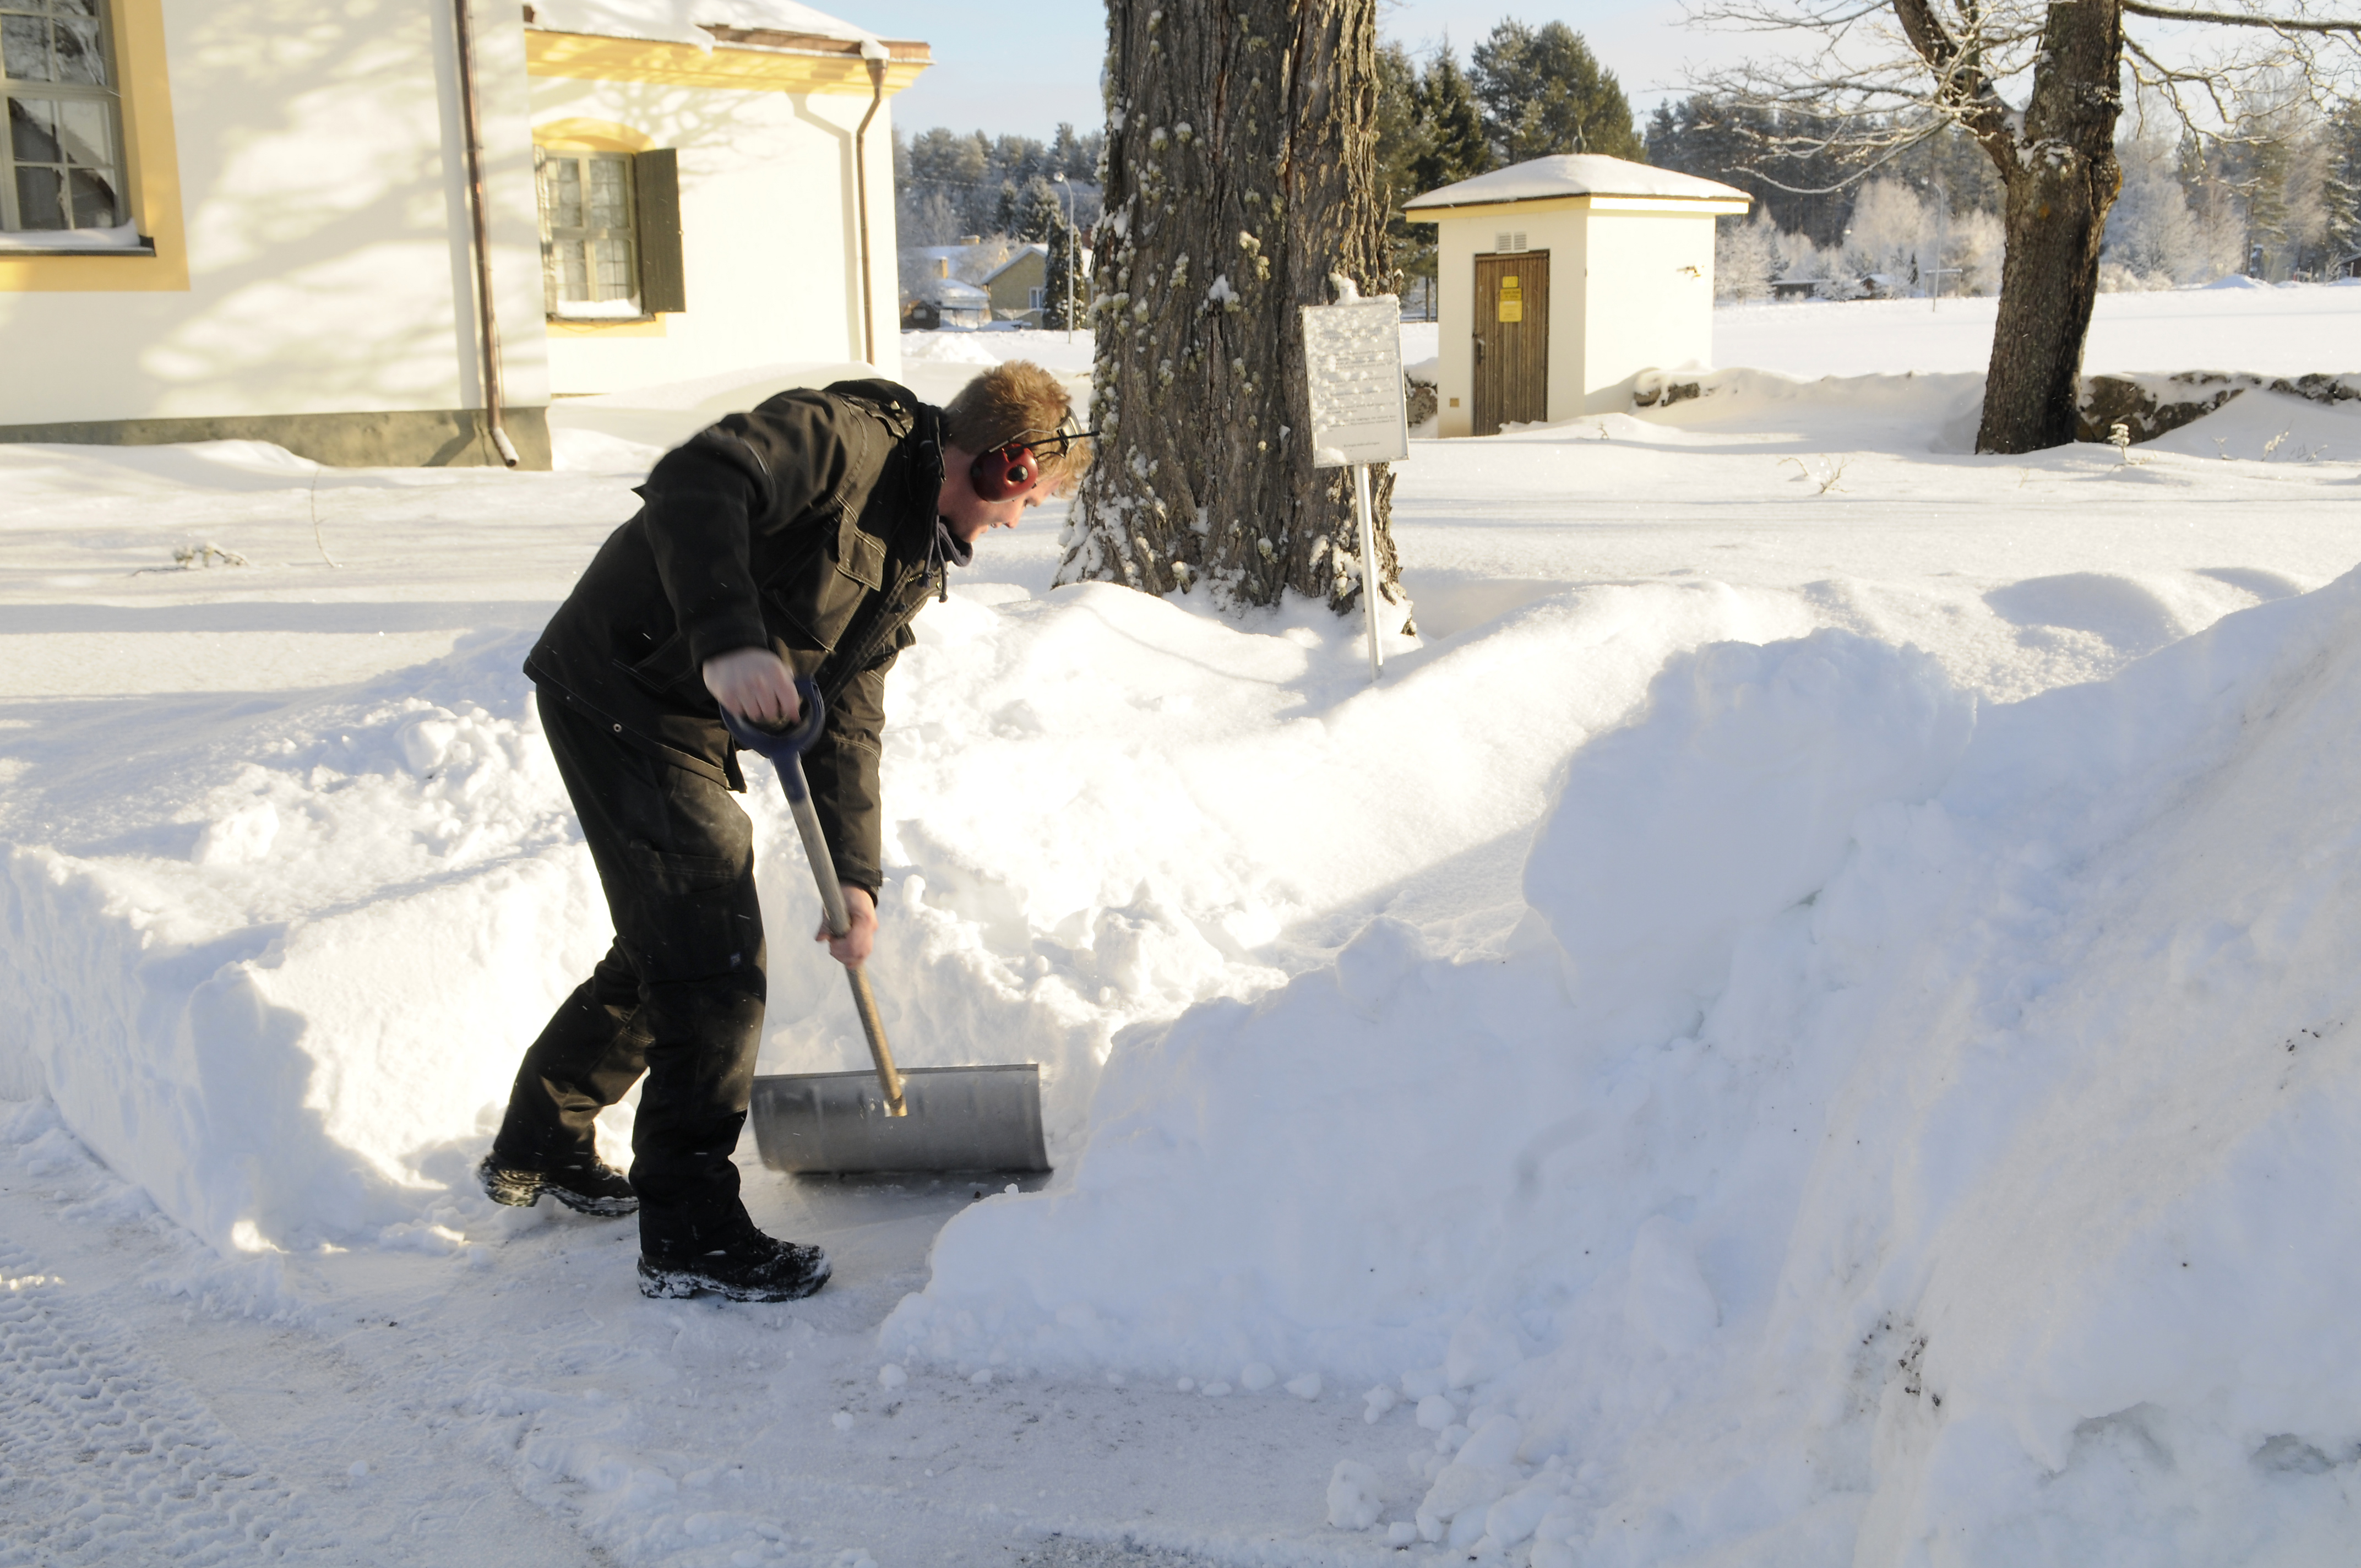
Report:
853,40,889,367
453,0,520,467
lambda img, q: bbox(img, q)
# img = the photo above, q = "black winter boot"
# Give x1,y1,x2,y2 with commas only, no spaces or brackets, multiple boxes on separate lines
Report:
638,1214,830,1302
476,1152,639,1217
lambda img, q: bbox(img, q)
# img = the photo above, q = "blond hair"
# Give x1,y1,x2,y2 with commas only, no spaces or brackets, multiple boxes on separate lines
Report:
942,361,1092,488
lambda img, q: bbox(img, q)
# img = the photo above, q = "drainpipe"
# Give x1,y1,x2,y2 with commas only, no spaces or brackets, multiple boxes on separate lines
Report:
453,0,520,467
854,40,889,366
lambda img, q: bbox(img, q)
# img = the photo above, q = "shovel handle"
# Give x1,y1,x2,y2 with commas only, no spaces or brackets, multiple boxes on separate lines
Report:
723,683,909,1118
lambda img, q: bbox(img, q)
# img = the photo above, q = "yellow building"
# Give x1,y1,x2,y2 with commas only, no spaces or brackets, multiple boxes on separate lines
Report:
982,243,1047,322
0,0,926,467
1405,155,1749,437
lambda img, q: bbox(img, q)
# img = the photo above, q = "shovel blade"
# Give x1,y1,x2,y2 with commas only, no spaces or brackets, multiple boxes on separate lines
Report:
749,1064,1050,1175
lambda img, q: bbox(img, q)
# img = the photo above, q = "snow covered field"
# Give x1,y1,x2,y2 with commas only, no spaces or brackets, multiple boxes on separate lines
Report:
2,284,2359,1565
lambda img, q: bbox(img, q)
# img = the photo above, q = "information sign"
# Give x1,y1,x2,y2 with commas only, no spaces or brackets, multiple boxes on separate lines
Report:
1300,296,1408,470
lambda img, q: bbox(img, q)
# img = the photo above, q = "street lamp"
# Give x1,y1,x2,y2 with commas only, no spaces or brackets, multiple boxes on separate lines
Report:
1051,172,1075,344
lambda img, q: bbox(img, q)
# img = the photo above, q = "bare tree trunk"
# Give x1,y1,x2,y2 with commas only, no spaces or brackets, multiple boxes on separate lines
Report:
1058,0,1405,618
1973,0,2126,453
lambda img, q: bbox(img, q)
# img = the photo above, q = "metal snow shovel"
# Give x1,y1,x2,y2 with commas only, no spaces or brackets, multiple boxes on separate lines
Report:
724,682,1050,1177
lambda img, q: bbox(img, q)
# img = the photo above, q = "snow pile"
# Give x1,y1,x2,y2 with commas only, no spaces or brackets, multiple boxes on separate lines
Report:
887,575,2361,1558
1624,365,1987,447
0,571,1816,1258
530,0,878,49
1404,154,1748,210
0,636,605,1254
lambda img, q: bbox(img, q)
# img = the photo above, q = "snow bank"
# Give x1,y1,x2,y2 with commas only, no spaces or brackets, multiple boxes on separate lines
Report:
1,569,1810,1257
1623,365,1988,449
888,574,2361,1558
531,0,877,49
0,636,606,1253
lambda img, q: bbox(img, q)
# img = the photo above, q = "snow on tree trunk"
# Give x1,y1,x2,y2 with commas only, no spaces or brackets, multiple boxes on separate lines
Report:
1972,0,2125,454
1058,0,1405,617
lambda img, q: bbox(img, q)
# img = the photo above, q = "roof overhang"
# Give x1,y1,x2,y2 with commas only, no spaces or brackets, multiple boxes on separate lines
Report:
1405,193,1751,225
525,26,930,93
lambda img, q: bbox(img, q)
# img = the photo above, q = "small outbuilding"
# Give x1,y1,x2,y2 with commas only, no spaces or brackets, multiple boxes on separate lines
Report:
1404,155,1750,436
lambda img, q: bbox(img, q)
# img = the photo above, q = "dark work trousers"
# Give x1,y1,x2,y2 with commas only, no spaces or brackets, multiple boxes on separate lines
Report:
494,688,766,1252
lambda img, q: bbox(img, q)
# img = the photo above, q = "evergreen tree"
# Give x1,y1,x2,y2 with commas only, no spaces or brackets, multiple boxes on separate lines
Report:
1014,177,1066,244
1466,21,1642,166
1412,52,1488,192
1373,42,1428,295
1041,213,1079,328
2326,100,2361,271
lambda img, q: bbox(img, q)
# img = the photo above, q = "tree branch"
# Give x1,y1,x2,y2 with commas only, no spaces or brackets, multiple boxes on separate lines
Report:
2119,0,2359,32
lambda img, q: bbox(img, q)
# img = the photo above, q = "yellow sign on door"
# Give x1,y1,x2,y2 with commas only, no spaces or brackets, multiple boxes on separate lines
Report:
1497,275,1523,323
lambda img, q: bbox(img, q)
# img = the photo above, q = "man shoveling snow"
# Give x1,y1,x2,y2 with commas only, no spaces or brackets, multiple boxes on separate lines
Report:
476,363,1089,1301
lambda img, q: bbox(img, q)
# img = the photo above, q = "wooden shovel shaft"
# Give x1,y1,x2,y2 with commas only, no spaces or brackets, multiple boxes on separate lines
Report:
784,756,908,1117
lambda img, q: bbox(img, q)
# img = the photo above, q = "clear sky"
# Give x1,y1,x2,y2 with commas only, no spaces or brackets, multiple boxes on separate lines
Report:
855,1,1765,145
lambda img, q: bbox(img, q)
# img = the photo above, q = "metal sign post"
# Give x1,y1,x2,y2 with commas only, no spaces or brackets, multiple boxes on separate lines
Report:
1301,288,1409,683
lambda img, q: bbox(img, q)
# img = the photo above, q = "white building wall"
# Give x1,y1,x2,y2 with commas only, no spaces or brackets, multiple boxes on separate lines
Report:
0,0,548,427
531,76,900,395
1533,210,1588,424
1579,208,1717,411
1422,197,1736,433
1431,207,1588,437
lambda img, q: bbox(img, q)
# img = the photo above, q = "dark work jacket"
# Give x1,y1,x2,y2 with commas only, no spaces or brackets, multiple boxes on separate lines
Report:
525,379,948,896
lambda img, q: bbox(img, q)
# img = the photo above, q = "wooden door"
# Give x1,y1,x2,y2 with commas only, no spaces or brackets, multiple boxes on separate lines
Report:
1472,252,1549,436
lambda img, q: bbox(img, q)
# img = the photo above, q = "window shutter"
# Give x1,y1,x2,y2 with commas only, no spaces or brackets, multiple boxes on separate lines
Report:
632,149,686,314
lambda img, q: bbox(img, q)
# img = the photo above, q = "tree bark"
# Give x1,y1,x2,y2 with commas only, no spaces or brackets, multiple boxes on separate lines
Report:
1058,0,1405,618
1971,0,2126,453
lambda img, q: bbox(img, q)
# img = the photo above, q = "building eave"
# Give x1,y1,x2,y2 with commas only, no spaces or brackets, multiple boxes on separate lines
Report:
524,27,931,93
1404,192,1751,224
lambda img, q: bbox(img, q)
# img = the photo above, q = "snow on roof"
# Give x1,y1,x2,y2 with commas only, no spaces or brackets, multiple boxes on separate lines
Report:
917,277,988,304
530,0,881,50
1404,155,1749,211
983,244,1049,284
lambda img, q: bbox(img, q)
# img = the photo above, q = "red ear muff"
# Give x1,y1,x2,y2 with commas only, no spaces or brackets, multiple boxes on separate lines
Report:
970,442,1040,502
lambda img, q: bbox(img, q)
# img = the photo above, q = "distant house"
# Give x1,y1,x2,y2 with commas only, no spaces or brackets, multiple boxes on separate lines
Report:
899,242,993,328
902,274,988,329
0,0,927,469
1404,154,1750,437
1771,277,1825,302
983,243,1048,322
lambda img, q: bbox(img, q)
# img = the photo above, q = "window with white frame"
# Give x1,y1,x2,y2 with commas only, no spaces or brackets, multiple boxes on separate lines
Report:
538,149,641,318
535,144,686,319
1,0,129,236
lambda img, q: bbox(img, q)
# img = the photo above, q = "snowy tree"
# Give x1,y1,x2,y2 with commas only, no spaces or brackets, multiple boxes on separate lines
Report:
1843,178,1929,284
1041,207,1082,329
1948,207,2008,294
1014,178,1067,245
1776,227,1830,281
1693,0,2361,451
1715,213,1781,298
2327,99,2361,267
2106,129,2197,284
1059,0,1402,617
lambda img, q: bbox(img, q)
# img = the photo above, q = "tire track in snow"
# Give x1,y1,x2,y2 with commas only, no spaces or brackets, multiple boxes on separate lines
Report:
0,1239,325,1564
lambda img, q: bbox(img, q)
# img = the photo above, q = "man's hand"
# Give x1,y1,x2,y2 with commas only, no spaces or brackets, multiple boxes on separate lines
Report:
818,885,877,968
703,647,801,725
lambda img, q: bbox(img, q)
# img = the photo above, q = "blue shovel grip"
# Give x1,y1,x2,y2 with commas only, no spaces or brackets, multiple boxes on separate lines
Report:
720,677,826,799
